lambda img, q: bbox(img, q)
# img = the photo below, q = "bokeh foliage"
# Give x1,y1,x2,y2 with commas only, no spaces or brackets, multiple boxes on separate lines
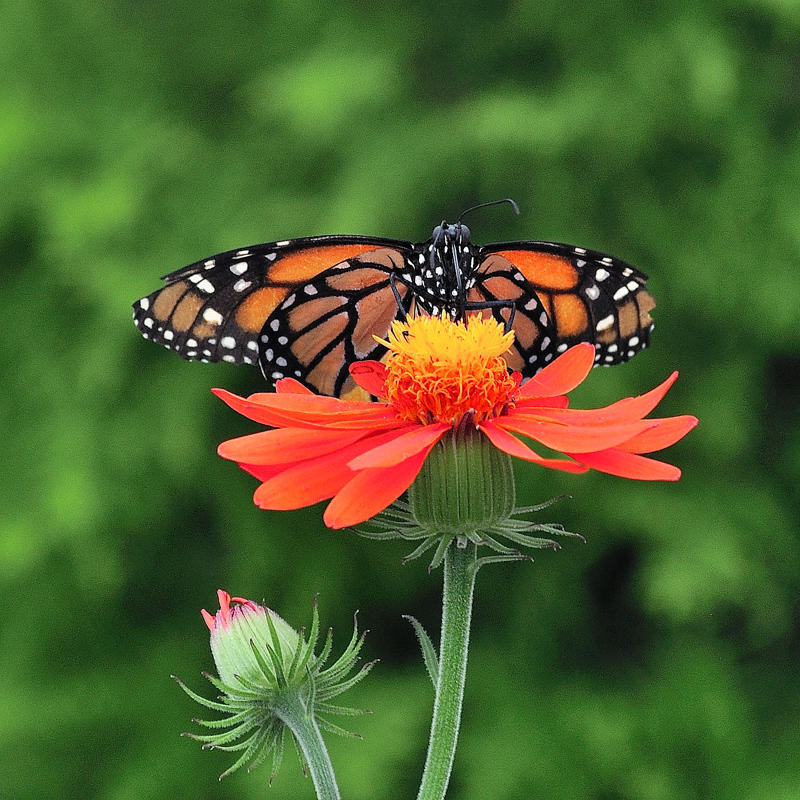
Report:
2,0,799,797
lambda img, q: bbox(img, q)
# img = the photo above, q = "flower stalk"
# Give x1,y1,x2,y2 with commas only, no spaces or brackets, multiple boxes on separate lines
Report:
416,539,478,800
270,691,340,800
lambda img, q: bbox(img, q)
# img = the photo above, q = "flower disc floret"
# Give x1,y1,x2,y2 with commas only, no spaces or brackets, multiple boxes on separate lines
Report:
378,316,518,424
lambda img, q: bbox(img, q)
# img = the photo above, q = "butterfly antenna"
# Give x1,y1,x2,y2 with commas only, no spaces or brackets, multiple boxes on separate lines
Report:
456,198,520,224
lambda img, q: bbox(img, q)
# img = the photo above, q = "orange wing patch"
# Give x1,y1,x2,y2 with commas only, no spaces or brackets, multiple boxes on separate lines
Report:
552,294,589,338
235,287,289,332
268,244,379,283
493,250,578,290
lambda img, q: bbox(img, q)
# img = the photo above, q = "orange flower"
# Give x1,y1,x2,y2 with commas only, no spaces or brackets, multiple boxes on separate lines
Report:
214,316,697,529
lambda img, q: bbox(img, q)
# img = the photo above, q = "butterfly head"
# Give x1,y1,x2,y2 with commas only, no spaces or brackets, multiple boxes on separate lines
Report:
431,221,471,248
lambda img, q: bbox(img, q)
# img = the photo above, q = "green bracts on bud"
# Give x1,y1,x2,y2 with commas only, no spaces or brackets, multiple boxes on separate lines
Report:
176,593,374,793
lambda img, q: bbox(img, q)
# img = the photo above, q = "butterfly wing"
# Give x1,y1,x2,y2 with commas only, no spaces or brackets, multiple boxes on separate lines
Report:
471,241,655,374
132,235,412,382
258,247,414,398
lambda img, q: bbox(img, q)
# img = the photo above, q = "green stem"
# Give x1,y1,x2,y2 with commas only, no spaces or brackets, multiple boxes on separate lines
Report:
416,540,478,800
272,691,340,800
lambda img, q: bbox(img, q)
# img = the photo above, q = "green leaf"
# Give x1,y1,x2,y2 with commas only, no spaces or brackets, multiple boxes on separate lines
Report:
403,615,439,687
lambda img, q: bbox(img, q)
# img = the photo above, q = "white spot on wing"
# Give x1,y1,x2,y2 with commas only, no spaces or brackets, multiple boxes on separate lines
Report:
139,298,150,311
613,286,629,301
230,262,248,275
197,279,215,294
233,279,252,293
221,336,236,349
595,268,610,281
596,315,614,331
585,285,600,300
203,308,223,325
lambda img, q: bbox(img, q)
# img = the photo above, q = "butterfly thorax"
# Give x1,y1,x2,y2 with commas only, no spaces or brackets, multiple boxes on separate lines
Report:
406,222,480,319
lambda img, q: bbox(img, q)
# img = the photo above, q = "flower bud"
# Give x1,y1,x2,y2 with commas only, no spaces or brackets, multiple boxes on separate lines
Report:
176,590,375,781
201,589,299,688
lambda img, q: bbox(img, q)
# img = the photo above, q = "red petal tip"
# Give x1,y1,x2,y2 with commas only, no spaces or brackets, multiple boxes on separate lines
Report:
349,360,388,397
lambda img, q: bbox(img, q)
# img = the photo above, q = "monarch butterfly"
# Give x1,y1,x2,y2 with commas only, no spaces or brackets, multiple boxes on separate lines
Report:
132,203,655,399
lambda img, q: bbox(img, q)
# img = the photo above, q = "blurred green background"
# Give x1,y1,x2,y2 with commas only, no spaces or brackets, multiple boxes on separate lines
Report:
3,0,799,798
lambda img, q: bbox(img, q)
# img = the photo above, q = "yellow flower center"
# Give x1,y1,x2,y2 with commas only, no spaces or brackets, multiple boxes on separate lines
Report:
378,315,518,425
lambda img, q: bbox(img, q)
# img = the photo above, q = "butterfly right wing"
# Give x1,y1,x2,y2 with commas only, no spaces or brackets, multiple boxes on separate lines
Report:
470,241,656,375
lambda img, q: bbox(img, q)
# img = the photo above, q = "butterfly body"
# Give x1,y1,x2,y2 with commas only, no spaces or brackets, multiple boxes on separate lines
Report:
133,222,655,398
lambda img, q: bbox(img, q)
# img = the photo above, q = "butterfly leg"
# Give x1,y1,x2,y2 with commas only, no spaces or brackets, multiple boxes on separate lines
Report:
463,298,517,333
388,272,409,322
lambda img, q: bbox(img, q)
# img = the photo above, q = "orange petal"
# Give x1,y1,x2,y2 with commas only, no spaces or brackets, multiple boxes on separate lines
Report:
275,378,315,395
496,415,659,453
239,462,290,482
348,423,448,469
517,371,679,423
478,421,588,473
323,442,437,528
617,415,698,454
254,459,353,509
212,388,399,429
513,395,569,410
219,427,369,465
517,343,595,398
252,429,408,510
350,360,388,398
568,449,681,480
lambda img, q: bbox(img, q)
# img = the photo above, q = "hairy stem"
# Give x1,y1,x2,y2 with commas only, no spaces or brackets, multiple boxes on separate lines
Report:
416,540,477,800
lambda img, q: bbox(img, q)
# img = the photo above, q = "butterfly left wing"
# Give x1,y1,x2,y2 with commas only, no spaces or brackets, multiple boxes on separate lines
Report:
258,247,414,398
132,235,411,378
469,241,655,375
